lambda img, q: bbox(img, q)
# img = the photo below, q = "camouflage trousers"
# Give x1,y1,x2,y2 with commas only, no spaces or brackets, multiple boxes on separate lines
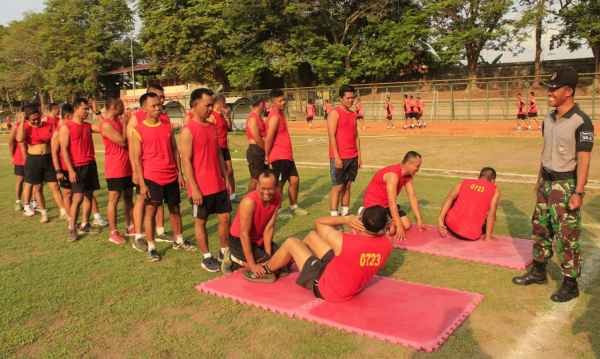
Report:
531,178,582,278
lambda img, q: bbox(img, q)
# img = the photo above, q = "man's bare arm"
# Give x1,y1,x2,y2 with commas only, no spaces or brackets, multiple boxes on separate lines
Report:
485,188,501,240
438,183,461,234
100,121,126,146
264,115,279,163
327,110,341,165
404,180,423,226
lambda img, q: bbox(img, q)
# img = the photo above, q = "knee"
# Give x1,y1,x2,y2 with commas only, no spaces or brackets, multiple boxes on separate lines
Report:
289,176,299,186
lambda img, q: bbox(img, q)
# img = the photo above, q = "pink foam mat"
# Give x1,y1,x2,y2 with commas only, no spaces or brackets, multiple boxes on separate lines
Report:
196,271,483,352
394,225,533,270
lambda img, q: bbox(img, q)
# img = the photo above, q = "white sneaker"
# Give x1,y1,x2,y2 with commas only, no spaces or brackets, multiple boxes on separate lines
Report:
23,206,35,217
92,216,108,227
291,206,309,216
40,211,49,223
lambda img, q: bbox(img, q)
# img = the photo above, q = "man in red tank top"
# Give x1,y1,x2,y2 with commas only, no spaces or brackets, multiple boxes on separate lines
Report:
9,114,26,212
100,98,133,245
227,170,281,274
327,85,361,218
515,92,527,130
438,167,501,241
384,95,395,129
527,91,540,130
362,151,425,241
131,92,187,262
245,207,392,302
208,94,238,203
264,88,308,217
44,103,60,128
59,98,101,241
51,104,74,217
245,96,268,192
181,88,232,272
305,99,316,129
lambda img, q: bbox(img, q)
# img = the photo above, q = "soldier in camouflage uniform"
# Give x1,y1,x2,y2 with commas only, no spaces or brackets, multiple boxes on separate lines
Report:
513,67,594,303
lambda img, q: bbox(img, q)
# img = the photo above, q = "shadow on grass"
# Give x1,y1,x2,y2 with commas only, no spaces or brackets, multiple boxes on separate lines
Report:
499,199,530,238
412,321,492,358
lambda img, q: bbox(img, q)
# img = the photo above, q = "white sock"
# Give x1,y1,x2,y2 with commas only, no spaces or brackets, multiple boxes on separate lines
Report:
40,209,47,215
203,252,212,259
330,210,339,216
135,233,144,240
156,226,165,236
229,193,237,201
80,222,88,228
147,242,156,251
93,212,102,220
16,199,21,204
340,206,350,216
220,247,229,255
175,234,183,244
60,208,67,216
290,204,298,210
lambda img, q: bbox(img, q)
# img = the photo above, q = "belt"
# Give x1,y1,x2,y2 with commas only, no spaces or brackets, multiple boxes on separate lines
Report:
541,168,576,181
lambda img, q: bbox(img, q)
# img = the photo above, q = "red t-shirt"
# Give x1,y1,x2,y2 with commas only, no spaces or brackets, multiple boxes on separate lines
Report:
213,110,229,149
363,164,412,208
246,112,266,142
24,121,54,145
385,102,394,115
529,98,538,113
230,190,281,246
66,121,95,167
445,179,496,240
267,109,294,162
101,117,132,179
417,99,425,113
136,120,177,185
11,138,24,166
318,233,392,302
185,119,226,196
329,106,358,159
306,104,316,117
45,115,60,130
517,99,526,115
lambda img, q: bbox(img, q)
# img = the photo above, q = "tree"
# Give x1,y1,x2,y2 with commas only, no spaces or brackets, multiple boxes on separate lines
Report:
552,0,600,76
426,0,514,82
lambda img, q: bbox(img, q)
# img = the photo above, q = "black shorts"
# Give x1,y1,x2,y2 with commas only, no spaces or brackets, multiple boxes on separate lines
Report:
24,154,56,185
14,165,24,176
229,235,280,264
306,116,314,122
329,157,359,185
107,176,133,192
221,148,231,161
386,114,393,120
528,112,538,118
59,175,72,190
517,114,527,120
191,190,231,220
271,160,299,184
246,144,267,179
144,179,180,206
71,162,100,193
296,250,335,293
408,112,418,119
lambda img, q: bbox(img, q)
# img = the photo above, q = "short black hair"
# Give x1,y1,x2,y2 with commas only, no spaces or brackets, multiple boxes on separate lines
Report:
404,94,408,98
258,169,278,184
362,206,388,234
479,167,497,181
61,103,74,117
214,94,226,104
269,88,284,99
147,82,164,93
49,103,59,110
140,92,159,107
189,88,214,108
105,97,122,110
73,97,88,110
250,95,265,107
402,151,422,164
23,103,41,119
339,84,355,98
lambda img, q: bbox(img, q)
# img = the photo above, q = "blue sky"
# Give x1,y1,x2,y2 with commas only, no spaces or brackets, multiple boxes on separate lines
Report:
1,1,592,64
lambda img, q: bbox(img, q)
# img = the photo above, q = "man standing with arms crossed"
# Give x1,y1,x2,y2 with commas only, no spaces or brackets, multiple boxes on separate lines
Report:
513,67,594,302
327,85,361,217
180,88,232,272
264,89,308,217
208,94,238,203
245,97,268,193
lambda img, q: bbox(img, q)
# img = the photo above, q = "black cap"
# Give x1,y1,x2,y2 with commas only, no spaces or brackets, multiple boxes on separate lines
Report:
545,66,578,91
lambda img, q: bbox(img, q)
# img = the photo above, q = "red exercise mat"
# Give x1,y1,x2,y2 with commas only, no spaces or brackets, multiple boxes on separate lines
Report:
395,225,533,270
196,271,483,352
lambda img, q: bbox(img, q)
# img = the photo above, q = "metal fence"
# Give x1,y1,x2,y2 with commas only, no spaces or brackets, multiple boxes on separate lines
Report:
224,73,600,123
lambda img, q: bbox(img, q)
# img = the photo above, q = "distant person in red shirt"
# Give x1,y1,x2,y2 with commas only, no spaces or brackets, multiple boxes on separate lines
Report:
9,113,26,212
323,99,333,120
245,207,392,302
265,89,308,217
438,167,501,241
355,96,366,130
131,92,186,262
99,98,133,245
228,170,281,273
515,92,527,130
245,96,268,192
408,95,418,128
362,151,425,241
528,91,540,130
416,96,426,128
402,94,410,129
384,95,395,129
306,99,316,129
327,85,361,218
44,103,60,128
59,98,101,241
208,95,237,203
181,88,232,272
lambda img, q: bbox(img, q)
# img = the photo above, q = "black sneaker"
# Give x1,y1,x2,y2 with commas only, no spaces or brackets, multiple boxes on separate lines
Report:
201,257,221,273
550,277,579,303
132,236,148,252
78,223,91,235
155,232,173,243
172,240,197,251
148,249,161,262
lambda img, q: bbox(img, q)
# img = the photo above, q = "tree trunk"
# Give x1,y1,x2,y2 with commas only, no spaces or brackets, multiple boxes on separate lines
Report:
533,0,545,88
466,52,479,89
593,45,600,85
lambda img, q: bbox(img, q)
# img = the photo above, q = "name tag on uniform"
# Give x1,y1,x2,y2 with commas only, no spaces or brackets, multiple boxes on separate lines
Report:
580,131,594,143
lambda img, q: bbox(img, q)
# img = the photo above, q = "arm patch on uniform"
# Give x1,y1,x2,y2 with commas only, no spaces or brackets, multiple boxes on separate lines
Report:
579,131,594,143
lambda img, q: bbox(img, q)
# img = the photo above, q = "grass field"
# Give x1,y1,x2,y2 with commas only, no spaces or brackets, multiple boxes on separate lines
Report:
1,129,600,358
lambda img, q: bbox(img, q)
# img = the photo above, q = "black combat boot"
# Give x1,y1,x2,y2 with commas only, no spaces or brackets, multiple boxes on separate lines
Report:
512,261,548,285
550,277,579,303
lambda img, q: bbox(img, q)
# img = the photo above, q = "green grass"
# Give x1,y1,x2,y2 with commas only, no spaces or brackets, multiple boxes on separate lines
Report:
1,133,600,358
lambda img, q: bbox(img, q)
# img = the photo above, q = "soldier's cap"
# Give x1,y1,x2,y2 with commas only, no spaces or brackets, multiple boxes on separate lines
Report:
544,66,578,91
